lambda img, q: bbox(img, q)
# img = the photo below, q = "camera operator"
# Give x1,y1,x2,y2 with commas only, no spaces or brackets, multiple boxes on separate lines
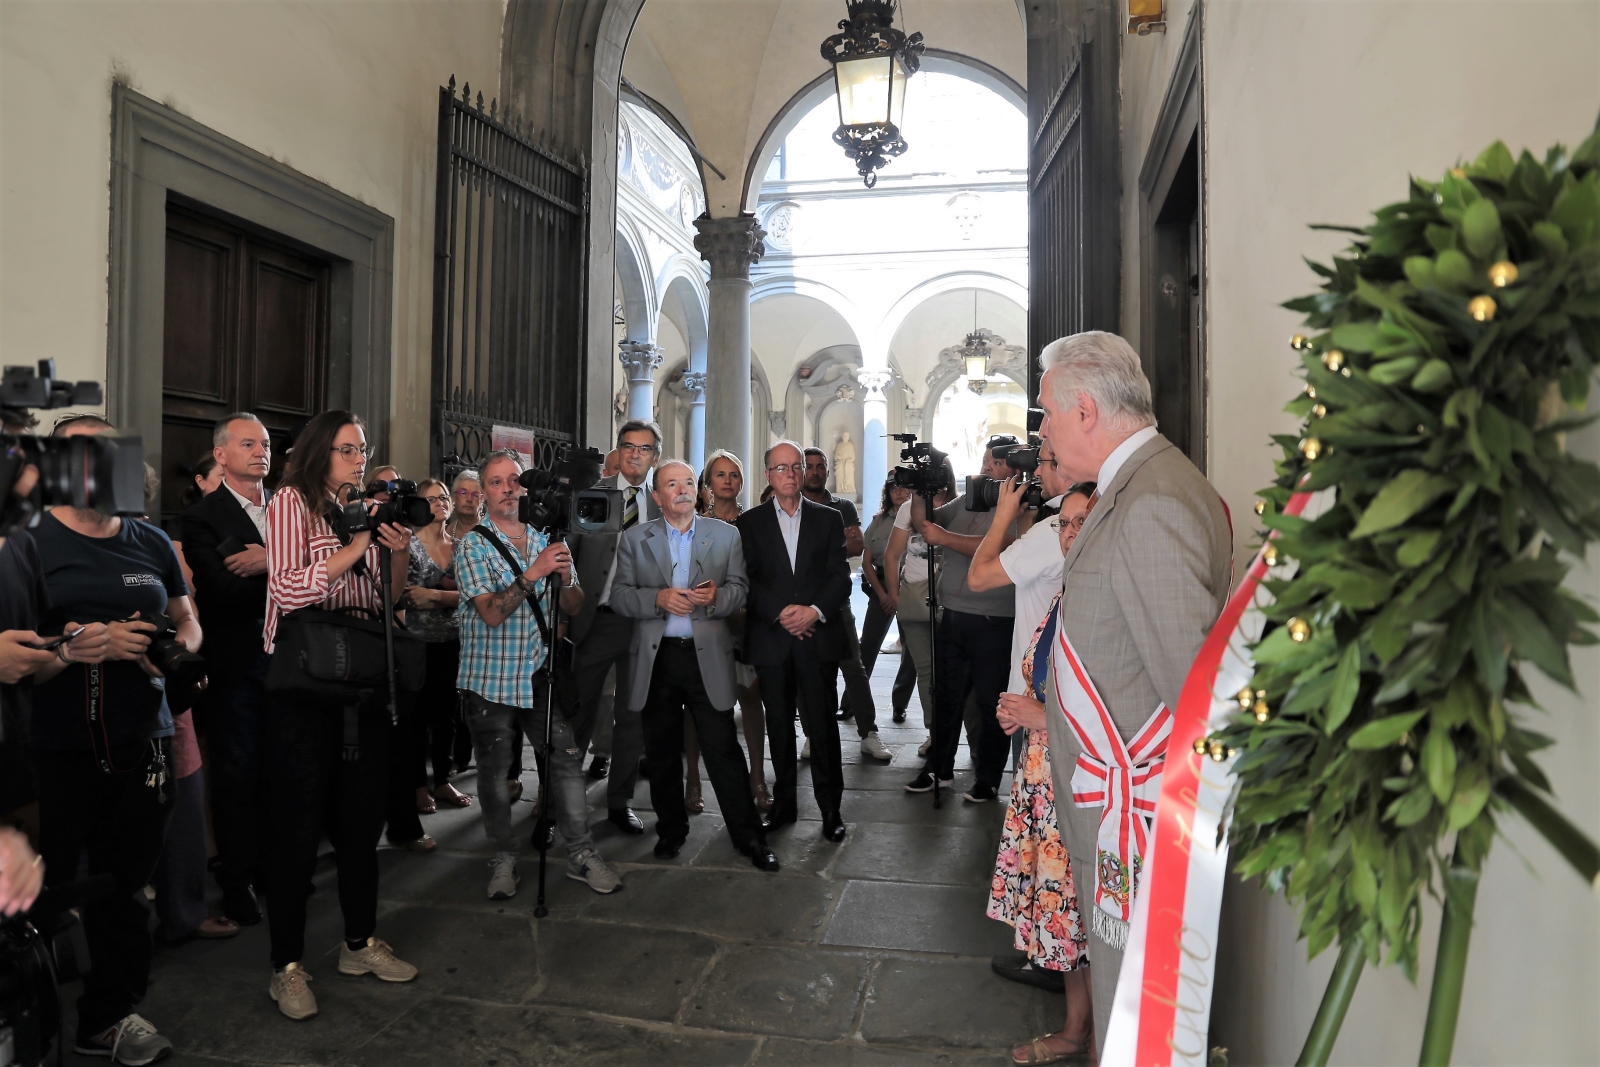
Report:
180,412,273,927
567,420,660,834
260,410,417,1021
898,438,1018,803
29,413,200,1063
800,448,890,762
456,450,621,899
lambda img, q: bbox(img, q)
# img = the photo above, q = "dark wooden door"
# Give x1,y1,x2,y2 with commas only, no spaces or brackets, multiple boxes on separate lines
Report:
1146,132,1202,465
161,201,329,526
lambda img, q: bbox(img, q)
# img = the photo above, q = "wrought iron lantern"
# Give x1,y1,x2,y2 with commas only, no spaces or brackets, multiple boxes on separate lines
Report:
961,333,991,394
821,0,924,188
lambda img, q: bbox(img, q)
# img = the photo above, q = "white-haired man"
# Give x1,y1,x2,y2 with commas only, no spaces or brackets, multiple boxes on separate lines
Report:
1037,330,1232,1057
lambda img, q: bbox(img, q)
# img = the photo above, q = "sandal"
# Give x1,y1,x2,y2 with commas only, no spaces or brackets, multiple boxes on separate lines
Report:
506,780,525,803
432,784,473,808
194,916,240,940
684,781,705,814
1011,1034,1089,1065
416,787,437,815
404,836,438,853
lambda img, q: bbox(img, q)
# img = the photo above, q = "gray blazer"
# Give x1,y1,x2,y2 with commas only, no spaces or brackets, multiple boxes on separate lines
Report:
609,516,749,711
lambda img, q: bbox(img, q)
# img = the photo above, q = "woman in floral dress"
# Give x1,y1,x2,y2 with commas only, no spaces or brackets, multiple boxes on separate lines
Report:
988,486,1094,1066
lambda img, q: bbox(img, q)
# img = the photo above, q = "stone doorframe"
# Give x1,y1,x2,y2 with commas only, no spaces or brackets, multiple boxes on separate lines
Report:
107,84,395,470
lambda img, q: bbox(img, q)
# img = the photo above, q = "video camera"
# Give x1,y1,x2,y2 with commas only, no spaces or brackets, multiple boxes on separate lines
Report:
888,433,951,498
519,445,624,535
1,362,145,538
328,478,434,537
966,440,1047,512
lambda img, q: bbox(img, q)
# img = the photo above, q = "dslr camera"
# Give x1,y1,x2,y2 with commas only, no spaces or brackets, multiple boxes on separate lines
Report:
328,478,434,536
1,361,146,538
888,434,951,497
966,440,1047,512
141,612,209,715
520,445,623,535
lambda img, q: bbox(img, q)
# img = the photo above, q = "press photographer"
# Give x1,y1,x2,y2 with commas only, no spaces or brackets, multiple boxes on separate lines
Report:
29,413,201,1063
895,436,1018,803
259,410,418,1022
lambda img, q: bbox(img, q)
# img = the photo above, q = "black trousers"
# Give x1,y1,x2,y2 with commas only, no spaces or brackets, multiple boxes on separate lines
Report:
758,643,843,821
573,609,641,807
641,639,763,850
418,640,460,789
927,609,1015,788
35,739,174,1036
200,650,271,894
264,691,390,969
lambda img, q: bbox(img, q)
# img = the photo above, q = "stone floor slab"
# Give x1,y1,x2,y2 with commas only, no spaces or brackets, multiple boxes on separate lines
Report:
595,866,837,942
753,1035,1008,1066
822,880,1013,957
529,921,716,1021
371,904,539,1003
690,819,838,877
375,851,591,919
861,955,1061,1051
839,788,1004,830
833,821,1001,887
688,944,870,1039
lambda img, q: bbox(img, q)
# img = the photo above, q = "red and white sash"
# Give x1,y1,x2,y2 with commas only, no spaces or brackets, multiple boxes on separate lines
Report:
1049,627,1172,949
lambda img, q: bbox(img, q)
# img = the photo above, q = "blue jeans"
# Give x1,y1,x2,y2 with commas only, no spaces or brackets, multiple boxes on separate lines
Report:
465,688,594,859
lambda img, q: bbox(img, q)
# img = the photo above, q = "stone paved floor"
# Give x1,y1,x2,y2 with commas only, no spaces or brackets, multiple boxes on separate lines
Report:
78,624,1062,1066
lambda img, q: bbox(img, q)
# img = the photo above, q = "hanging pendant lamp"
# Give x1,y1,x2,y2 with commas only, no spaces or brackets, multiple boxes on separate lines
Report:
821,0,925,188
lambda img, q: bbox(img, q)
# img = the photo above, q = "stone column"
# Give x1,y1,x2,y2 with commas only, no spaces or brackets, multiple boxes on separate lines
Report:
694,215,765,503
682,371,707,469
618,341,663,422
860,369,893,507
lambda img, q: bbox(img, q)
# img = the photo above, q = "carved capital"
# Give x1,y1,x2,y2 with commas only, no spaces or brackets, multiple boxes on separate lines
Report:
693,214,766,280
858,369,893,402
768,411,788,437
681,371,708,402
618,342,663,380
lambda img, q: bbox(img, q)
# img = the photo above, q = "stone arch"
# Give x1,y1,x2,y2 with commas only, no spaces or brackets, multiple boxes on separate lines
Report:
615,217,656,343
873,271,1028,366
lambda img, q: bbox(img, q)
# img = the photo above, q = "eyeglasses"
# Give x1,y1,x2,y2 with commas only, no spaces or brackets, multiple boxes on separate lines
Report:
619,442,659,455
422,494,450,505
330,444,373,460
766,464,802,476
1050,516,1088,531
455,488,482,497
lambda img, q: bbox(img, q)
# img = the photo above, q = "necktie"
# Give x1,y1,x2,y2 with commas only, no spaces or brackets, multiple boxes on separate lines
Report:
623,486,639,529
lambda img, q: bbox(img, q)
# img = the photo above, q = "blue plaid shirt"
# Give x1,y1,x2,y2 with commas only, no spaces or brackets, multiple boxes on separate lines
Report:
455,524,551,708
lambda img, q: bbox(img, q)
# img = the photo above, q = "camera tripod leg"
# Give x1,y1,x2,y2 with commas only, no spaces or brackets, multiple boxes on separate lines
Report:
531,575,558,920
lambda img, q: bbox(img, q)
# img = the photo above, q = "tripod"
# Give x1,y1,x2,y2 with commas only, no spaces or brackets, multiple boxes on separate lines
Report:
916,485,945,809
377,546,400,729
523,568,561,919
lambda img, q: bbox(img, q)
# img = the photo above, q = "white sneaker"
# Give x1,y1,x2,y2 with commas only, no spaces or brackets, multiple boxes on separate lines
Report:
860,732,891,761
268,964,318,1021
487,851,519,899
73,1013,173,1063
568,848,623,894
801,738,811,759
338,937,418,982
917,734,933,757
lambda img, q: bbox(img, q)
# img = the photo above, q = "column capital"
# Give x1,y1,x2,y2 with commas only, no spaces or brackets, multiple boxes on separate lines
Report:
694,214,766,281
618,341,663,380
859,369,893,401
681,371,708,401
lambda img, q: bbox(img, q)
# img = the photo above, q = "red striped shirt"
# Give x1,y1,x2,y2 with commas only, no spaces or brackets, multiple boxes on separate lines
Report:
263,486,384,653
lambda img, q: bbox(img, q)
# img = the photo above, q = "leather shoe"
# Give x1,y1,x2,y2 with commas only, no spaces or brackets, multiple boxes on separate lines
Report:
221,885,262,926
653,838,683,859
760,809,797,834
821,811,847,843
740,843,781,872
608,807,645,835
530,817,557,852
586,755,609,780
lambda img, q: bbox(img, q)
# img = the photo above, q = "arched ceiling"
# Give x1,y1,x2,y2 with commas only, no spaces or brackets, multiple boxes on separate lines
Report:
751,292,860,383
623,0,1026,216
889,287,1027,387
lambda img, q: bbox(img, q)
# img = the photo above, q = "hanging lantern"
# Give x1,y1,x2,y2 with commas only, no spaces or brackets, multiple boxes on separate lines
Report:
963,338,990,394
821,0,925,188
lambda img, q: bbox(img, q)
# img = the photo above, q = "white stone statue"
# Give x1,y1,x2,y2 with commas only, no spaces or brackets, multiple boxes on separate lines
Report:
833,431,857,497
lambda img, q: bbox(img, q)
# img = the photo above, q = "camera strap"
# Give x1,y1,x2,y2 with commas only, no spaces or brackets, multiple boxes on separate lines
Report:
473,524,554,645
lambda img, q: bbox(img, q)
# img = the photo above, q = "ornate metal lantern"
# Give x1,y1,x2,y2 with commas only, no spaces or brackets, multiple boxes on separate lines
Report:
821,0,924,188
961,333,992,394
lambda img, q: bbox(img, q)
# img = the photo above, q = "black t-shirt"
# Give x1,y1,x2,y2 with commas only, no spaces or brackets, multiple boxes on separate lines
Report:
811,492,861,529
31,512,185,754
0,530,48,808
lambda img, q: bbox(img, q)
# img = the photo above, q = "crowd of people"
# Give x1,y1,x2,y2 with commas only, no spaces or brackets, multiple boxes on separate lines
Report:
0,329,1233,1067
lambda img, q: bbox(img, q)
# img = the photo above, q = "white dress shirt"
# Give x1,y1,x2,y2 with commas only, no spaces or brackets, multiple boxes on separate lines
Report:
598,474,649,607
772,497,825,622
224,480,271,542
1095,425,1160,494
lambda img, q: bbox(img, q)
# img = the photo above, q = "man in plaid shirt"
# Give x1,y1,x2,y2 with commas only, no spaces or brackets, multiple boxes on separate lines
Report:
456,450,622,898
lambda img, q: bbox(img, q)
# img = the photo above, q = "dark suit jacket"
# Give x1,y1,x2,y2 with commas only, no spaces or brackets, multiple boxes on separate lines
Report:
181,486,269,680
736,497,852,665
567,476,660,645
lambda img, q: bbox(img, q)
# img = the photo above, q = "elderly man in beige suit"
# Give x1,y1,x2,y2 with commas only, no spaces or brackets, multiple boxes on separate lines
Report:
1038,331,1233,1058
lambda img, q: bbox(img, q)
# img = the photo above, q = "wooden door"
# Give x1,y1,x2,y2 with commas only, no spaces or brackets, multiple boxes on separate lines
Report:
160,201,329,526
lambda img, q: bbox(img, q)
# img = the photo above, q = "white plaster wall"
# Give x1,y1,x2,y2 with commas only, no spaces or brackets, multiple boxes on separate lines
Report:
1173,2,1600,1063
0,0,505,477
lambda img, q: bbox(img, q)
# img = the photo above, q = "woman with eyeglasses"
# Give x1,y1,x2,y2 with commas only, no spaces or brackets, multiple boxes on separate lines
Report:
260,410,418,1021
402,479,469,815
988,483,1095,1067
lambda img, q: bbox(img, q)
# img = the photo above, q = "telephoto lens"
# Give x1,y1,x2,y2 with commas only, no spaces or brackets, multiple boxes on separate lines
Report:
365,479,435,528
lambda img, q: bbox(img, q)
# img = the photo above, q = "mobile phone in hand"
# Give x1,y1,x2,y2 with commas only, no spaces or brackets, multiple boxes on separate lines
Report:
36,625,87,651
217,536,246,557
694,580,713,591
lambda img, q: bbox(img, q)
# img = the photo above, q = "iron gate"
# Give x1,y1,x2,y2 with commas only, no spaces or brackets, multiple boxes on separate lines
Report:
430,78,588,479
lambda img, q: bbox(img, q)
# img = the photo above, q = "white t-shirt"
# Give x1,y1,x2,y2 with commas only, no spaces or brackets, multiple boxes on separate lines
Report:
999,515,1065,694
892,499,931,583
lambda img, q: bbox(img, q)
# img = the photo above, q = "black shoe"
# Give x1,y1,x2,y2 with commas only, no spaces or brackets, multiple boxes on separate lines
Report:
821,811,847,843
892,706,907,724
740,843,781,872
835,707,853,722
904,771,951,794
221,885,262,927
653,838,683,859
991,951,1067,992
963,782,999,803
760,809,797,834
587,755,609,780
530,817,557,852
608,807,645,835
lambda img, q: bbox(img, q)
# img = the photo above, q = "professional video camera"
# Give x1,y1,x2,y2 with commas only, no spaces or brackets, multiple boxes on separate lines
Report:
519,445,623,535
1,362,145,538
328,478,434,536
0,874,115,1067
888,433,951,497
141,612,208,715
966,441,1047,512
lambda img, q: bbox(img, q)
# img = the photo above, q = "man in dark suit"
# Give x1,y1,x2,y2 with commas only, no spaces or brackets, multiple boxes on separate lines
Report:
180,411,274,925
737,440,853,843
567,419,661,834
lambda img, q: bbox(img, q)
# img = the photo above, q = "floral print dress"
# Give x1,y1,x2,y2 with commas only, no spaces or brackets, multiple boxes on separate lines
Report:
986,593,1086,971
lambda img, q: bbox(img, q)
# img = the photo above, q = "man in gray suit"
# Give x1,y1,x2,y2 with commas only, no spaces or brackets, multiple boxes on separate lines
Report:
610,460,780,872
1038,331,1233,1056
568,419,661,834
